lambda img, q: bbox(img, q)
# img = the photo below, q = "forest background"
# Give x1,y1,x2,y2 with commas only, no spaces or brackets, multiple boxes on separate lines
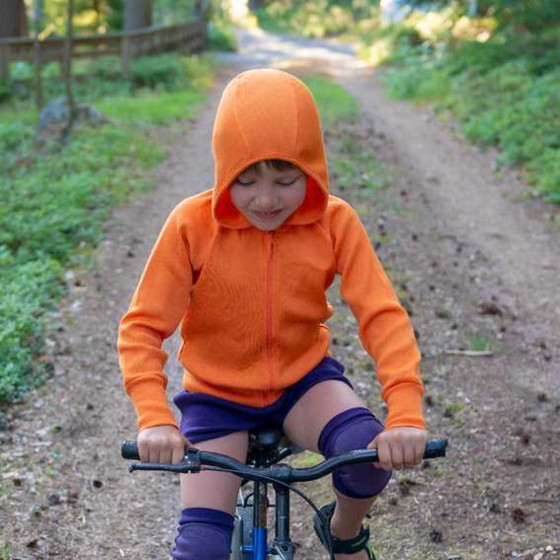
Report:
1,0,559,431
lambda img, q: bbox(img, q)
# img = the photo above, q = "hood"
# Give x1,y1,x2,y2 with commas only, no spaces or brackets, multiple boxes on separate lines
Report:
211,68,329,228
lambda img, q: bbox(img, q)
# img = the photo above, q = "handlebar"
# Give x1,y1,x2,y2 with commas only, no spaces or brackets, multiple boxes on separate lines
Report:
121,438,447,484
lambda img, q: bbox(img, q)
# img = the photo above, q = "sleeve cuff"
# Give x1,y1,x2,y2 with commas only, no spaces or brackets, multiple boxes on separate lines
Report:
384,383,426,430
127,382,179,430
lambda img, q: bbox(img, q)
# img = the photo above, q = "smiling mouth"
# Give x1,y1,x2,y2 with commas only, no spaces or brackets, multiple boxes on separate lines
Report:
253,210,282,220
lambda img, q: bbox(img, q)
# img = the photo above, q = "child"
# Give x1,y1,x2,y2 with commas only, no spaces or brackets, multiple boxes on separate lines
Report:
118,68,427,560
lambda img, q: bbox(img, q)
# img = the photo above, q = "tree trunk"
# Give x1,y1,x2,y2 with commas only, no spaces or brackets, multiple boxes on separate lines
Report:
64,0,76,133
33,0,44,111
124,0,152,31
0,0,26,38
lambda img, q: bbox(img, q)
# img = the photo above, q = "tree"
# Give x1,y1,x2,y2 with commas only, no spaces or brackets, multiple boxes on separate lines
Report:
0,0,27,38
404,0,560,31
64,0,76,132
33,0,44,111
124,0,153,30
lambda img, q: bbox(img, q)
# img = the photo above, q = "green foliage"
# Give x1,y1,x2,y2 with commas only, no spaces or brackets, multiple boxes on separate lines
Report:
129,55,189,90
382,37,560,200
94,89,207,125
0,257,63,401
0,79,12,103
5,53,216,106
0,53,215,404
207,21,238,51
28,0,197,35
300,75,360,126
256,0,379,38
407,0,560,32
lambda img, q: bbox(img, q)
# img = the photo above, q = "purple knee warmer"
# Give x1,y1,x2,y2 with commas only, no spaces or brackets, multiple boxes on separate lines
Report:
171,507,234,560
318,407,392,499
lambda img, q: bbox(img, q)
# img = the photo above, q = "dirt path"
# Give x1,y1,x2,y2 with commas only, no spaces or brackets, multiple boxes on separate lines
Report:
2,29,559,560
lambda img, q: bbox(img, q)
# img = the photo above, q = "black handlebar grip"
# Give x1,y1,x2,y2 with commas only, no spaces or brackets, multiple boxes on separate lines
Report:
424,438,447,459
121,440,140,460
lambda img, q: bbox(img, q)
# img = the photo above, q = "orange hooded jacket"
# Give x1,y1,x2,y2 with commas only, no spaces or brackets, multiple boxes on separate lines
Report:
118,69,425,432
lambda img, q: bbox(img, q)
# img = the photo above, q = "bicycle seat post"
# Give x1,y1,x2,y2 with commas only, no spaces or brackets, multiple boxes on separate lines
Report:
246,428,296,559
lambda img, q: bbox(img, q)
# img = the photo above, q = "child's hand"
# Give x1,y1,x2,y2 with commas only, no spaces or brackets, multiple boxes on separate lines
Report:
137,425,189,464
368,427,427,471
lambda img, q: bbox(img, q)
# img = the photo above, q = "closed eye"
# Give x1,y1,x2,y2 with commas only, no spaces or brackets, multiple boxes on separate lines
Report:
277,178,299,186
235,178,255,186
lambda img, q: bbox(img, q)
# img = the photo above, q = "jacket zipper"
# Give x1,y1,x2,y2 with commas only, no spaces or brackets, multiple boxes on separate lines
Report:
265,232,275,398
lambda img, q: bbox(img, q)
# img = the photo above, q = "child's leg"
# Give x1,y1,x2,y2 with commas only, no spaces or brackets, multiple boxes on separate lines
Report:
283,381,390,558
172,431,248,560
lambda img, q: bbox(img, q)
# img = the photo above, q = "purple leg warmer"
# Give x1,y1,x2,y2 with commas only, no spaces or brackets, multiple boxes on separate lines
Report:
318,407,392,499
171,507,234,560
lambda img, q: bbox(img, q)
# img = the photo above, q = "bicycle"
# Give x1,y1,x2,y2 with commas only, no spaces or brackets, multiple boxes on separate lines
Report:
122,429,447,560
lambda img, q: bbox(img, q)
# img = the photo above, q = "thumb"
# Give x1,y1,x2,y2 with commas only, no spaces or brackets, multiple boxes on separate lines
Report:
367,434,380,450
171,436,189,464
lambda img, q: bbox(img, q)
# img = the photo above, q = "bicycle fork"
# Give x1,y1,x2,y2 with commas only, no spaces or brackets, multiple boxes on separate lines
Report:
240,480,295,560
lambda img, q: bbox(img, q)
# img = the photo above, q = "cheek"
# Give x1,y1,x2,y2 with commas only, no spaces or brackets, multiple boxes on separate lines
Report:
230,186,248,210
288,183,307,208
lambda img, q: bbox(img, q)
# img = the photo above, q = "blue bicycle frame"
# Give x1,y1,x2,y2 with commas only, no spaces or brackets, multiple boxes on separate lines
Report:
234,465,296,559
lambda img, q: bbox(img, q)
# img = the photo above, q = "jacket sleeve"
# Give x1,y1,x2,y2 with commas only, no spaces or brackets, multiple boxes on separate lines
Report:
117,204,192,430
330,199,425,430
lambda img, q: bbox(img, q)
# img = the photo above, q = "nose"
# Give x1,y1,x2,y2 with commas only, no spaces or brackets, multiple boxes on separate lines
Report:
254,184,278,209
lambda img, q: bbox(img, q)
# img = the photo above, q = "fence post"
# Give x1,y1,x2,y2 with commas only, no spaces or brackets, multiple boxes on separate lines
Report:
121,34,130,77
0,45,10,80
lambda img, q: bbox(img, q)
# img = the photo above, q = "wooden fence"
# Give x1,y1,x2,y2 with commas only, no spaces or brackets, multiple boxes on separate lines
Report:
0,19,208,80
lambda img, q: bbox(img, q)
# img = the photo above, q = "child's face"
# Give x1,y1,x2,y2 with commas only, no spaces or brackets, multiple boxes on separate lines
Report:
230,162,307,231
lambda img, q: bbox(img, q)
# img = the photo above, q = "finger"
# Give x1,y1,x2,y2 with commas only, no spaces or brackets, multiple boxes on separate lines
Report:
391,445,405,471
376,438,393,471
138,441,149,463
172,442,186,465
403,446,416,469
147,445,159,464
414,439,426,465
160,447,173,464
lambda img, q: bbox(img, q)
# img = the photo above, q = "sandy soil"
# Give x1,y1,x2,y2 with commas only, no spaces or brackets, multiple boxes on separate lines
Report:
1,29,559,560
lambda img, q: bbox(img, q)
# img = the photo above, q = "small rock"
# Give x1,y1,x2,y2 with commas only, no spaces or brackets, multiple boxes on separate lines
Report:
429,528,443,543
478,301,503,316
512,507,526,523
47,493,62,506
489,502,501,513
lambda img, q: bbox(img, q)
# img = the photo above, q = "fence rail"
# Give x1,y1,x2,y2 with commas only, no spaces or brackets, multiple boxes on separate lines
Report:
0,19,208,79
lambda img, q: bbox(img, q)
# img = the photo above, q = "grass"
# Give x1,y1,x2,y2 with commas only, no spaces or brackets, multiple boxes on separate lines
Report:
301,74,391,201
468,332,494,353
300,74,360,125
0,53,216,404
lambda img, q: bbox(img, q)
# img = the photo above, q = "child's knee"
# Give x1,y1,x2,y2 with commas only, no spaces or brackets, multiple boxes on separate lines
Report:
318,407,392,499
172,507,234,560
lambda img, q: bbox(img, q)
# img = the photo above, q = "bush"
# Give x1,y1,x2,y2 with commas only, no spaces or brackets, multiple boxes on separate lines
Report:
129,54,187,91
381,37,560,201
208,21,238,51
0,78,12,103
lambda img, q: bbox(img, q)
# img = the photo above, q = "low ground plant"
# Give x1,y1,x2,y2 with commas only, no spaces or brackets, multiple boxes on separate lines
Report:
0,53,216,403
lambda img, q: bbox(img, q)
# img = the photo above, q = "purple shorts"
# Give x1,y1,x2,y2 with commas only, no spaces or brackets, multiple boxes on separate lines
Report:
173,357,354,444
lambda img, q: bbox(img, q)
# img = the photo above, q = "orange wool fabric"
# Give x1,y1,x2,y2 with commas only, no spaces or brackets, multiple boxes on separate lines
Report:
118,69,425,432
